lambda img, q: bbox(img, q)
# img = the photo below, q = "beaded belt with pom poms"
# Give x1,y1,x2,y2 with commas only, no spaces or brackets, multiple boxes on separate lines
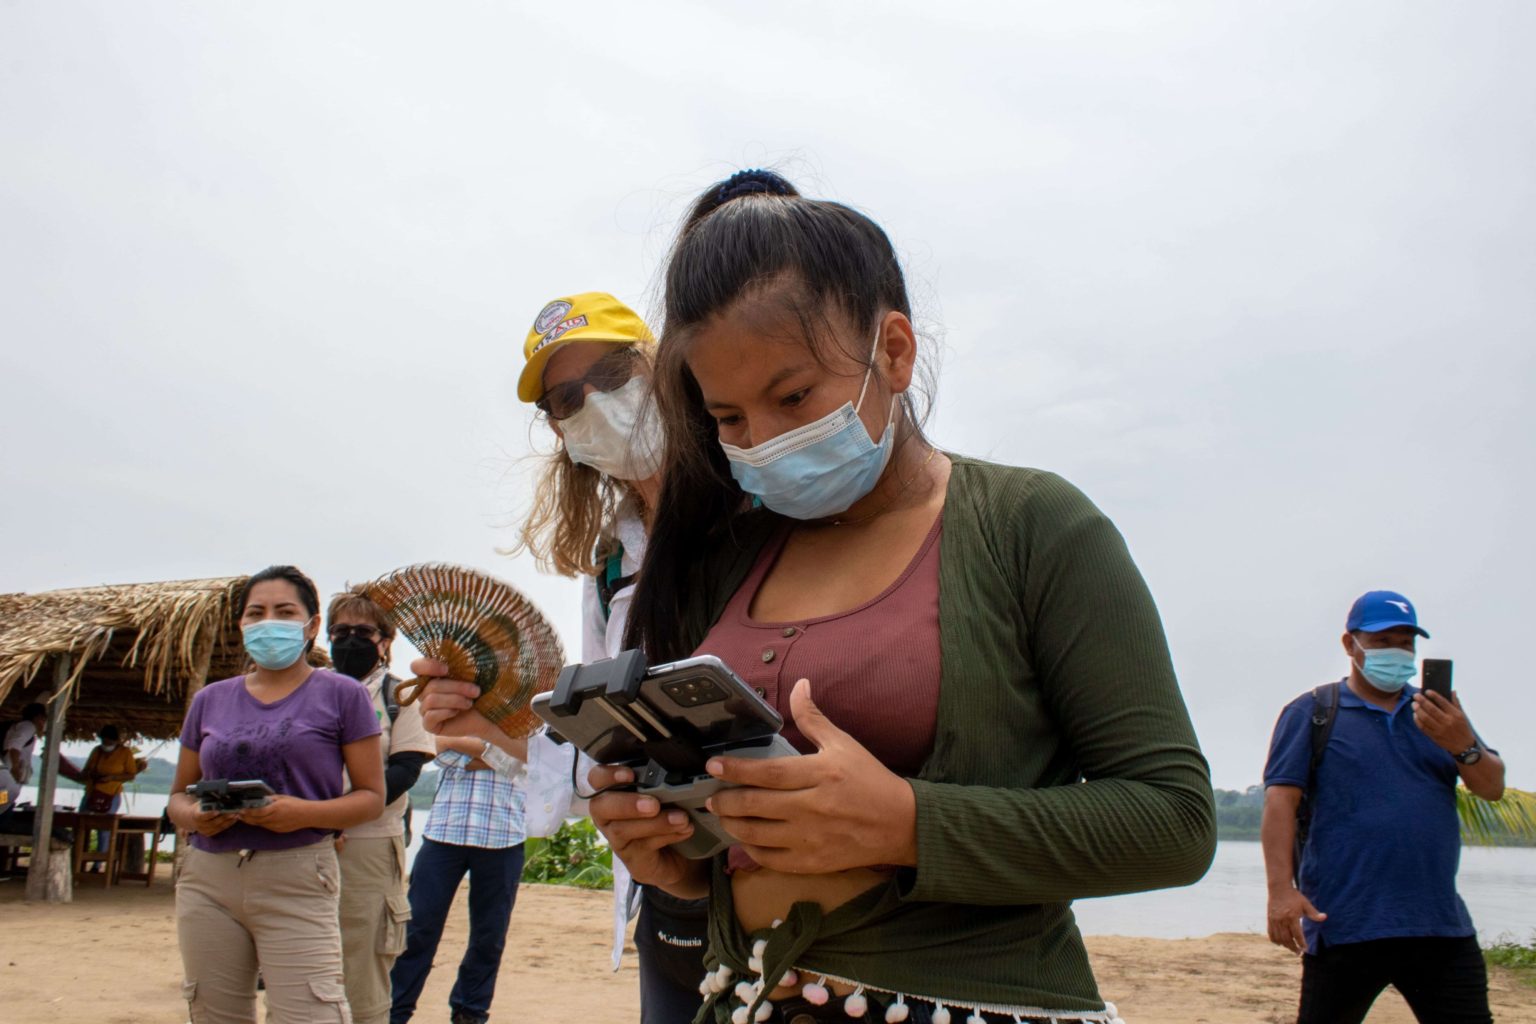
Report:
692,905,1127,1024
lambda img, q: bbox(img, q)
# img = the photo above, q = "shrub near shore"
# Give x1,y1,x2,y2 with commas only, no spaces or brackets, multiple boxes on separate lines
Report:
1487,940,1536,989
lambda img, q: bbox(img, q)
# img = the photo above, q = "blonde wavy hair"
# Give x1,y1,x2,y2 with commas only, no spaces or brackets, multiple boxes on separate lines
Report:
512,343,654,578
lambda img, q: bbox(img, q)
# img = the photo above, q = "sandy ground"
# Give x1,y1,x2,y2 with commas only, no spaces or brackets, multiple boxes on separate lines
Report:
3,875,1533,1024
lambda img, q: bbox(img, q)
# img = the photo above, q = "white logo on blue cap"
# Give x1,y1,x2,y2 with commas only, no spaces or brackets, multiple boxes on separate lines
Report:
1387,600,1411,614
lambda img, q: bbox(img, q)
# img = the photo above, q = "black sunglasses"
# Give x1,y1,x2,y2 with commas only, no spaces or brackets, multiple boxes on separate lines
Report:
329,624,381,643
536,347,640,421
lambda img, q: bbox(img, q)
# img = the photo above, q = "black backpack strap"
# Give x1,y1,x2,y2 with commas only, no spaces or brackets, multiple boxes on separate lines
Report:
1307,682,1341,783
595,543,635,624
383,673,401,724
1294,681,1342,883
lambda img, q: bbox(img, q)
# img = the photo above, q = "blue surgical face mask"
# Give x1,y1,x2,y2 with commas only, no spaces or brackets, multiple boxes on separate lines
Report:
1353,639,1416,693
243,619,309,671
720,327,897,520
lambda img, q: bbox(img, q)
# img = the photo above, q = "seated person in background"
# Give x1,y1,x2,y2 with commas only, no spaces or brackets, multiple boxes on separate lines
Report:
1,702,48,818
81,724,140,814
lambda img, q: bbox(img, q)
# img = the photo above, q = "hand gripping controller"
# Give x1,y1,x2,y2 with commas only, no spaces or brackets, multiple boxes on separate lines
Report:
535,650,802,859
634,734,800,859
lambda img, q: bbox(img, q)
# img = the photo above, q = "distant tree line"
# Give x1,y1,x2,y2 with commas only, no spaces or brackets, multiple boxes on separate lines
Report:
1214,785,1536,847
40,756,1534,848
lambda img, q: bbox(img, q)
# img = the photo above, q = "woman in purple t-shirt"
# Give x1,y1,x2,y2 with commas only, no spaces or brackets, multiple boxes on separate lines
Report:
169,564,384,1024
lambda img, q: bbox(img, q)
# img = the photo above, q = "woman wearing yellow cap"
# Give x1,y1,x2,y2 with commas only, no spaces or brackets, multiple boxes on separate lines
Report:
514,292,665,584
415,292,710,1024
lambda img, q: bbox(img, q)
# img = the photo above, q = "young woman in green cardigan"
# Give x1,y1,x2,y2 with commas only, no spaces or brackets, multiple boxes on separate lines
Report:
421,170,1215,1024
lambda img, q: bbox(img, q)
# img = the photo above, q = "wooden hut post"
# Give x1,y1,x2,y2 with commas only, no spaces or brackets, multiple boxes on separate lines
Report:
169,625,217,878
187,624,216,706
26,653,72,902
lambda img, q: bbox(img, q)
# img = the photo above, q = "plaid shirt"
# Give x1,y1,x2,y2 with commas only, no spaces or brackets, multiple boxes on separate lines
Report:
422,750,527,849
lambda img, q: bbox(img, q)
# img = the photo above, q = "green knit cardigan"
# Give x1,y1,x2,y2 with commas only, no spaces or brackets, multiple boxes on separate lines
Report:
678,458,1215,1022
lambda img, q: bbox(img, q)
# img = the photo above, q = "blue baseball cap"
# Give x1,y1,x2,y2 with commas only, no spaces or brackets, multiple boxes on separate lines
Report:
1346,590,1430,638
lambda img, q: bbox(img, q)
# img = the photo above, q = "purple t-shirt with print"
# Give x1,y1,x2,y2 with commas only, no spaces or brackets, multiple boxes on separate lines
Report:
180,669,380,852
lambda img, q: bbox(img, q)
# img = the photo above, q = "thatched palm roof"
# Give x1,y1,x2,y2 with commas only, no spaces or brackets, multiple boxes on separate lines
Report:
0,576,248,741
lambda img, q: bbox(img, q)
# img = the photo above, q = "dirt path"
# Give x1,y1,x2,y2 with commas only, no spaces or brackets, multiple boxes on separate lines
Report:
3,878,1531,1022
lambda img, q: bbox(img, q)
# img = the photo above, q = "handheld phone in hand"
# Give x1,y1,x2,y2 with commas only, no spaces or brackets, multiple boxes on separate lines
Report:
1421,659,1453,700
188,778,275,813
530,651,798,858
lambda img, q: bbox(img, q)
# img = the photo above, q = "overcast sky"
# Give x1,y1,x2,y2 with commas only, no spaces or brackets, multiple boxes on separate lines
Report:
2,1,1532,789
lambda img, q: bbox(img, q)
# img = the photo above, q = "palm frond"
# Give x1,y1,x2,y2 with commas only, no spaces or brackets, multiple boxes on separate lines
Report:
1458,786,1536,844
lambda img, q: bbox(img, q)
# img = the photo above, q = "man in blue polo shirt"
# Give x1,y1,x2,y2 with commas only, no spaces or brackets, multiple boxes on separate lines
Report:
1261,590,1506,1024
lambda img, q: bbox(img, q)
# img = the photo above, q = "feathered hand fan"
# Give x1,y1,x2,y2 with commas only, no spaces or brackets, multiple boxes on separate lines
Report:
361,563,565,738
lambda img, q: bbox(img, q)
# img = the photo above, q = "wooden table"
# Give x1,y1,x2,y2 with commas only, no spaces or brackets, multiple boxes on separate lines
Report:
4,810,171,894
52,811,121,886
112,814,169,886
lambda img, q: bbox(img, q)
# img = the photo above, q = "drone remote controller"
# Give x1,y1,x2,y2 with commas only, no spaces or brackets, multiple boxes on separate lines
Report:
633,734,799,859
531,652,800,858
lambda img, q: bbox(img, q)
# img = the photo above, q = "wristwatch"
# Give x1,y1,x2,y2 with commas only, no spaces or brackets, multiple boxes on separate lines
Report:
1453,744,1482,765
479,738,525,777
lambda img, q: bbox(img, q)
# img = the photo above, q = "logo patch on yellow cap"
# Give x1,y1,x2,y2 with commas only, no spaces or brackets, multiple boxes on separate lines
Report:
533,315,589,353
533,300,573,335
517,291,655,403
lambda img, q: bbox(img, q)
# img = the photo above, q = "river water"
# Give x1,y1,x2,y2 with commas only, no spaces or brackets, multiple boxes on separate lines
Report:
25,787,1536,942
1071,839,1536,942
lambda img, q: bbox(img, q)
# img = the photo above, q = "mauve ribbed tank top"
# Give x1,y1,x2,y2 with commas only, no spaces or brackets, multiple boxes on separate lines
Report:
694,514,943,778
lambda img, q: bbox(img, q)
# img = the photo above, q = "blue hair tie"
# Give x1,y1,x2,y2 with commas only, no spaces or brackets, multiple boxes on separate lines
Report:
717,168,794,204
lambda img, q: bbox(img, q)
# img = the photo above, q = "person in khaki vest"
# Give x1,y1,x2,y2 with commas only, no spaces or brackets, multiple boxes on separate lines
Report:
327,589,436,1024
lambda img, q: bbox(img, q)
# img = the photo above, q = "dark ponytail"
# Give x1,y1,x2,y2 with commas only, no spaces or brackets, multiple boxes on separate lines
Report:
626,170,923,661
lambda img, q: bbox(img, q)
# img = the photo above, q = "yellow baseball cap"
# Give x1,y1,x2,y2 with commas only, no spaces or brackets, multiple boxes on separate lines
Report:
517,292,656,402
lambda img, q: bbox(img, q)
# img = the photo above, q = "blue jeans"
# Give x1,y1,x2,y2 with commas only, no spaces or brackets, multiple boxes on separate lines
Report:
389,838,525,1024
78,793,122,859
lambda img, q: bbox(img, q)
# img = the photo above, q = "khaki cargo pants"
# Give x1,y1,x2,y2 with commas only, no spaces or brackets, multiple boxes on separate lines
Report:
337,835,410,1024
177,841,351,1023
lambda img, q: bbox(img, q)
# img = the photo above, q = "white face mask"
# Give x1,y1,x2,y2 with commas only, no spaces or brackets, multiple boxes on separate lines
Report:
101,742,119,752
560,376,663,481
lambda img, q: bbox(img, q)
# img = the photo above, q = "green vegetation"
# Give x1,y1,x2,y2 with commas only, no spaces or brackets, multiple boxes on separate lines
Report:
1458,788,1536,847
33,752,178,796
520,819,614,889
407,767,613,890
1213,787,1265,840
120,755,177,794
1484,939,1536,989
1214,786,1536,846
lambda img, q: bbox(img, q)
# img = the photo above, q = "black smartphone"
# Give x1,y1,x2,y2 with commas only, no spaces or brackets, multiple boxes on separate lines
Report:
1421,658,1453,700
188,779,275,813
530,652,785,773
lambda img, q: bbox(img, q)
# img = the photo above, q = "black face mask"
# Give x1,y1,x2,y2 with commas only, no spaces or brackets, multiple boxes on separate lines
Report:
331,636,381,681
